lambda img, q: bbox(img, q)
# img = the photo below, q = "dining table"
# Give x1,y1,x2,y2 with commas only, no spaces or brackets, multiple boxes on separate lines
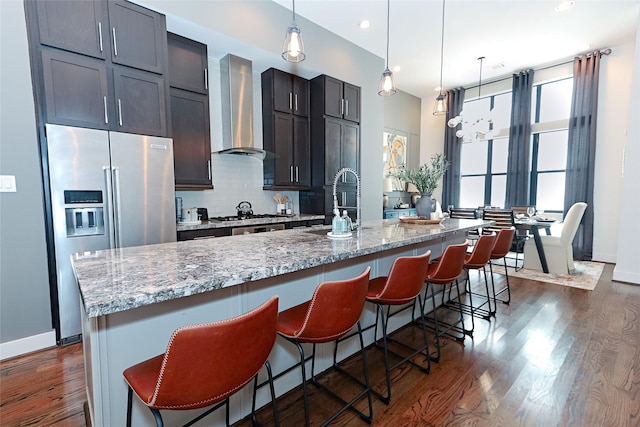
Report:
514,218,556,273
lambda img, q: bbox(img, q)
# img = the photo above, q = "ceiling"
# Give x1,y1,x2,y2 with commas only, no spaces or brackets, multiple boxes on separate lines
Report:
274,0,640,98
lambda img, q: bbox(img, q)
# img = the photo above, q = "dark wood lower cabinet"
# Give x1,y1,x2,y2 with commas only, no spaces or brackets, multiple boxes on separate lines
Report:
170,88,212,189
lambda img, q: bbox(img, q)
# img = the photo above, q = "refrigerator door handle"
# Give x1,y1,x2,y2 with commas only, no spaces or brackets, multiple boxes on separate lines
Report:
112,166,123,248
104,166,116,249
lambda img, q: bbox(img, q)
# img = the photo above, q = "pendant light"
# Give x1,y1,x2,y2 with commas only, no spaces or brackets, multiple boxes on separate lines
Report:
447,56,497,143
378,0,396,96
433,0,447,115
282,0,306,63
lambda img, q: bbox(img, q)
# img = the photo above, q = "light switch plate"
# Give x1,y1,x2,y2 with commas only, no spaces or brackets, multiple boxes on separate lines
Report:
0,175,17,192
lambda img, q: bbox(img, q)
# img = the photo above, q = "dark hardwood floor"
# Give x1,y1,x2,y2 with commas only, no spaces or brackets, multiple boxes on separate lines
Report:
1,264,638,426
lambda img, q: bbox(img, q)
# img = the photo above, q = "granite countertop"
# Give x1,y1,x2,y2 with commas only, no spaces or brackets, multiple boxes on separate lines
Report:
72,218,488,318
176,213,326,231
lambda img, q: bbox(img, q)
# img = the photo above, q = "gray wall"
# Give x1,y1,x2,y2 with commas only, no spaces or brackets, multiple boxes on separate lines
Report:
384,89,422,171
0,0,53,344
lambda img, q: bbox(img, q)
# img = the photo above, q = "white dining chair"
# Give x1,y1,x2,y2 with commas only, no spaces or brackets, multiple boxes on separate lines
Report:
523,202,587,274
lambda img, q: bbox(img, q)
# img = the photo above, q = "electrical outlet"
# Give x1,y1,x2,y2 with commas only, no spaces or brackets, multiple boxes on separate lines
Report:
0,175,17,192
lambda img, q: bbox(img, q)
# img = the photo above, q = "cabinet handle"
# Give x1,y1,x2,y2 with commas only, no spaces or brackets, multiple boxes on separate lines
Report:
290,166,294,182
204,68,208,90
98,22,103,52
342,192,347,205
289,93,293,110
294,94,298,112
103,96,108,124
207,159,211,180
117,99,123,126
345,99,349,117
112,27,118,56
340,99,344,115
295,166,299,182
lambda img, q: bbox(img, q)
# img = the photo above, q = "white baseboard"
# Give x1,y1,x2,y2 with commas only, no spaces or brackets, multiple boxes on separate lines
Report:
0,330,56,361
591,252,616,263
612,267,640,285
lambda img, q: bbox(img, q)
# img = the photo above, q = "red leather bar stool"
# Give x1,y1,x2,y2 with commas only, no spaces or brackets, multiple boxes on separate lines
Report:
123,296,280,427
362,250,432,404
423,241,469,363
276,267,372,427
487,228,516,305
447,234,497,325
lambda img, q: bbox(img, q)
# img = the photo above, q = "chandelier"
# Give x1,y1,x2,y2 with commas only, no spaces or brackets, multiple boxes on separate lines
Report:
447,57,498,142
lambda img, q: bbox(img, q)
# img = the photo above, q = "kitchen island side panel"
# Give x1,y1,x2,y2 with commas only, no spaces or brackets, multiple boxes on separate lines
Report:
83,233,463,426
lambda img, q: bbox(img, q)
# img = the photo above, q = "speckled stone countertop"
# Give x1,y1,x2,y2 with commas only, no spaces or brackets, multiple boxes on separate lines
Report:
176,213,326,231
72,218,487,318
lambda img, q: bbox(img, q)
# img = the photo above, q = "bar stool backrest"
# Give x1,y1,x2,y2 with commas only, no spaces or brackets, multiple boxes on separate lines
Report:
370,250,431,304
287,267,371,343
449,208,477,219
464,234,497,269
425,241,468,284
137,296,279,409
491,228,516,259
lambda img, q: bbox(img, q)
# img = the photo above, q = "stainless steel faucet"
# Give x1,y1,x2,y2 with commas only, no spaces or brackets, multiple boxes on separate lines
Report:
332,168,361,230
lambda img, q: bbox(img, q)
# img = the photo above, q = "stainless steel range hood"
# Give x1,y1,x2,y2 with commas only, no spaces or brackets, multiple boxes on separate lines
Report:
217,54,265,159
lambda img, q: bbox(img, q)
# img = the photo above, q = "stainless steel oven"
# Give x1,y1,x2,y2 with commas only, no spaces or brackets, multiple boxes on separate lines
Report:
231,223,285,235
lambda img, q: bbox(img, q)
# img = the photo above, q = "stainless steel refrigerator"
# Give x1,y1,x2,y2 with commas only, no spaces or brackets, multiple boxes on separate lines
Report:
46,124,177,343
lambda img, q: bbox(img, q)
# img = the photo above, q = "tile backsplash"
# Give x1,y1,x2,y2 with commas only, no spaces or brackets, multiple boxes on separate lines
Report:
175,154,299,218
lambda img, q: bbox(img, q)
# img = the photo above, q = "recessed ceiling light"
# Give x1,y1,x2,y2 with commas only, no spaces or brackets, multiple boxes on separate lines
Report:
555,1,575,12
358,20,371,29
392,65,401,72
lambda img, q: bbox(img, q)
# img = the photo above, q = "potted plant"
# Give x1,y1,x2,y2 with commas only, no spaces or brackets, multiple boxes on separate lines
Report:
390,153,450,217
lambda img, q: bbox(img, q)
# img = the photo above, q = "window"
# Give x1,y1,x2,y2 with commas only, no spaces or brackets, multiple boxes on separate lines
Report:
459,92,511,208
457,76,572,212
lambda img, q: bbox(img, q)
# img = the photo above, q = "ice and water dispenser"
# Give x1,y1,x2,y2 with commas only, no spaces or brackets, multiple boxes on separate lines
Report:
63,190,105,237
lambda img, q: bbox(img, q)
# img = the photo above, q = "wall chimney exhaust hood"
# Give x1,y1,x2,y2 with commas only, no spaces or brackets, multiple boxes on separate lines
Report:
216,54,265,158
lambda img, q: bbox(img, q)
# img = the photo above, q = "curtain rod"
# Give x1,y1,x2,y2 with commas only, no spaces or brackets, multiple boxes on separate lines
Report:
461,48,612,91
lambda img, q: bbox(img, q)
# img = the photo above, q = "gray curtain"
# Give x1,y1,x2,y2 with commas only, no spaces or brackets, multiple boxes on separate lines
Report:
504,69,534,208
565,52,601,261
441,87,465,209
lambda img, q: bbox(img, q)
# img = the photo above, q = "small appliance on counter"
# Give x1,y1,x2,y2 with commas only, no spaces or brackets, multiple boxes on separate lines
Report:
197,208,208,220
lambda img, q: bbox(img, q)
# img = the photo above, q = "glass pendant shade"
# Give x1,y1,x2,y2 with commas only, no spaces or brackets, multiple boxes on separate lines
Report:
378,68,396,96
433,93,447,115
282,23,306,62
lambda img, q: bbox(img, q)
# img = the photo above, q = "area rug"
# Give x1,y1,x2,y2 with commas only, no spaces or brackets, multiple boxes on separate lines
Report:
490,260,605,291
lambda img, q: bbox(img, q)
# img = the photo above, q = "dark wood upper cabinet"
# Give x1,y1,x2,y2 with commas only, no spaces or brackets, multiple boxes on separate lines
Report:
264,68,309,117
262,68,311,189
312,75,360,123
167,33,208,94
113,67,166,136
35,0,110,59
28,0,170,137
167,34,211,189
170,88,212,189
41,48,110,130
107,1,167,74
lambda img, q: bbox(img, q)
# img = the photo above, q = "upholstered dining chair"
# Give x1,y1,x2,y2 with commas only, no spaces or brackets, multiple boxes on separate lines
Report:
123,296,280,427
523,202,588,274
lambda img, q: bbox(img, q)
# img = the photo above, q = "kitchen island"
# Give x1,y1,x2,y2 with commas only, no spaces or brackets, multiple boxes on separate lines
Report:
73,218,486,426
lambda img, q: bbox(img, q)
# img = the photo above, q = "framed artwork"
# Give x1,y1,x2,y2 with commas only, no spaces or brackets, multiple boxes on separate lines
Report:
383,131,407,191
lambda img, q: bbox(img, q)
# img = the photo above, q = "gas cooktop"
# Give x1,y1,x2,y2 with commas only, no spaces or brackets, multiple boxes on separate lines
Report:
211,214,280,222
